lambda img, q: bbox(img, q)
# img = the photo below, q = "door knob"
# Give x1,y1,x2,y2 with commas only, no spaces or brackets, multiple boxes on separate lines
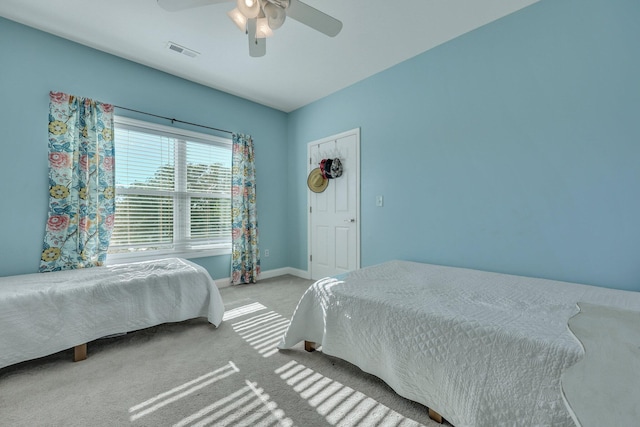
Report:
344,218,356,223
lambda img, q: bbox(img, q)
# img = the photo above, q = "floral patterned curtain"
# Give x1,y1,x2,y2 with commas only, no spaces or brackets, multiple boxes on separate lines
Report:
231,133,260,284
39,91,115,272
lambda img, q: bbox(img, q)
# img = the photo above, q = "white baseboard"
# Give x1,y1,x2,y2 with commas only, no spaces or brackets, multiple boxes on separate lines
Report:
214,267,311,288
282,267,311,280
261,267,311,280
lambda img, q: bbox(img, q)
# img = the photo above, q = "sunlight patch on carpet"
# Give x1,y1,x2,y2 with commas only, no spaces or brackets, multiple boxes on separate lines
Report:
232,310,291,358
129,361,239,421
223,302,267,321
173,379,293,427
275,361,426,427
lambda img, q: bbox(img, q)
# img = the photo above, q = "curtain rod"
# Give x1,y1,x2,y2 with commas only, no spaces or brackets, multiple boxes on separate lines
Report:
114,105,233,135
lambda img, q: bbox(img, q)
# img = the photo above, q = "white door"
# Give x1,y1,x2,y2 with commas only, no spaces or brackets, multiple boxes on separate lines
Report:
308,129,360,280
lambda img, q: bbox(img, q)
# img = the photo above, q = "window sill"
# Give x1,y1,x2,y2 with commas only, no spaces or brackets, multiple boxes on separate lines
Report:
106,246,231,265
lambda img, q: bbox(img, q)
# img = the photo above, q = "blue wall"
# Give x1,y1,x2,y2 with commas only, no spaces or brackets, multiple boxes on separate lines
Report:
287,0,640,291
2,0,639,291
0,17,289,280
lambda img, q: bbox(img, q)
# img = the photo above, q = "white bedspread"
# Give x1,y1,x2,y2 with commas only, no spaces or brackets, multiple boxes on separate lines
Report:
0,258,224,370
279,260,640,427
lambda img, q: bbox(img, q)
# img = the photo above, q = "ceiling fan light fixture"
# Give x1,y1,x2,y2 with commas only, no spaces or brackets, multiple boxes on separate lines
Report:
237,0,260,19
158,0,341,58
256,17,273,38
264,3,286,30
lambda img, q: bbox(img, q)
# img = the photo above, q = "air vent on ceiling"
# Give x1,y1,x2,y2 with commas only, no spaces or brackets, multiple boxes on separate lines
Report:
166,42,199,58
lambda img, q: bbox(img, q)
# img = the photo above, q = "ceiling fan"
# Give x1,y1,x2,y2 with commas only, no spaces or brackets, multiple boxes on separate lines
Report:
157,0,342,57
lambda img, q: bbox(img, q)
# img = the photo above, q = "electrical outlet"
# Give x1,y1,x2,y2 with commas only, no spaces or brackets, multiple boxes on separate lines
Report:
264,249,270,257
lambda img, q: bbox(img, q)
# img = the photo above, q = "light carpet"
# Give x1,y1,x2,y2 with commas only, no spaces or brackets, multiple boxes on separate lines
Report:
0,275,445,427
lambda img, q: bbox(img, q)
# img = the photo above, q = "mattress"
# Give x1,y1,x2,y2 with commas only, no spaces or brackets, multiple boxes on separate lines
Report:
279,260,640,427
0,258,224,370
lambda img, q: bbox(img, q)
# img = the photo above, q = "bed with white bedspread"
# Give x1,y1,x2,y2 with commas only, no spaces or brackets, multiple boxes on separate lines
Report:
0,258,224,370
278,260,640,426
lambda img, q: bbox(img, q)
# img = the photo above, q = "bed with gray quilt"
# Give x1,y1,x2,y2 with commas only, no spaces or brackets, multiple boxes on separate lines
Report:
0,258,224,370
278,260,640,426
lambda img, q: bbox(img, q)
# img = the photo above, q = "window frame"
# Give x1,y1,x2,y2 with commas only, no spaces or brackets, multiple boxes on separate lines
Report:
107,116,232,264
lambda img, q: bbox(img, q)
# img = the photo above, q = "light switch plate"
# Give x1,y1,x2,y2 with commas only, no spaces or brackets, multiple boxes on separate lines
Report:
376,195,384,207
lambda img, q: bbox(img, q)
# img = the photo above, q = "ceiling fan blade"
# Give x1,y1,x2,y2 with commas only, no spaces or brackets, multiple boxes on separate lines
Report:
286,0,342,37
247,18,266,57
157,0,230,12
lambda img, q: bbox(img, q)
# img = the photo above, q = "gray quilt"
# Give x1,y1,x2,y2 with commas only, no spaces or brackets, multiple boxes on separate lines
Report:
279,260,640,426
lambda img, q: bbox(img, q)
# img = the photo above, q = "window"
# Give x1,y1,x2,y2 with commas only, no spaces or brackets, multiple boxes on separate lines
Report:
108,116,232,262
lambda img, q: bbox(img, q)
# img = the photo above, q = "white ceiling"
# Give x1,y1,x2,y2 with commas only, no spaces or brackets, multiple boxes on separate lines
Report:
1,0,538,112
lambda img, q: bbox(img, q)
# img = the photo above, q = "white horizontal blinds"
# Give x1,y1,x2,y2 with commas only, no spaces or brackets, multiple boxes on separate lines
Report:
186,141,231,195
110,117,232,255
185,141,232,243
110,195,174,250
114,127,175,192
191,197,231,241
111,126,175,252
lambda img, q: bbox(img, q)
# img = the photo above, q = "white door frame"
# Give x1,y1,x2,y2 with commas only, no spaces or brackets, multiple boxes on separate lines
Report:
307,128,361,278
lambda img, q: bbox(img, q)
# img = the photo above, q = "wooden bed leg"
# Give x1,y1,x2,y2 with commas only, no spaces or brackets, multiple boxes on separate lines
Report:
73,344,87,362
304,341,317,352
428,408,443,424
